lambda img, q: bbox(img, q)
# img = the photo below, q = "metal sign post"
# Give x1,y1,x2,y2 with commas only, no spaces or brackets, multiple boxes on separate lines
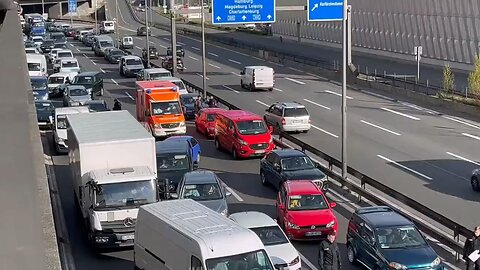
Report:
115,0,119,47
414,46,422,80
68,0,77,27
201,4,207,98
94,0,98,33
145,0,150,67
170,0,177,75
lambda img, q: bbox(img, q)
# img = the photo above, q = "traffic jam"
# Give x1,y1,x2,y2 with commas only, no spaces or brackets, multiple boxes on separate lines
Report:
23,13,446,270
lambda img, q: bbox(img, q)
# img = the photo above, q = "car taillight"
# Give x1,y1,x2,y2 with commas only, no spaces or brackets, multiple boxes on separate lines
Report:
308,119,311,123
281,118,286,125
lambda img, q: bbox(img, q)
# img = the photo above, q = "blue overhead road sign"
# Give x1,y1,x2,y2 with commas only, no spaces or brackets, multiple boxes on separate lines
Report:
307,0,343,21
68,0,77,14
212,0,275,25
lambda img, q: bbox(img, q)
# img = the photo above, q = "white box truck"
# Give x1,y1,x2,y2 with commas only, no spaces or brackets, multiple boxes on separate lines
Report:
67,111,158,250
134,199,276,270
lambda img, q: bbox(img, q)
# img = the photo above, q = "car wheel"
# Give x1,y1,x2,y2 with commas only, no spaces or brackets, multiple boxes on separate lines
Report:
347,244,357,264
232,147,238,160
99,88,104,96
249,83,254,91
215,138,221,150
260,171,267,185
472,176,480,191
302,129,308,133
240,80,243,88
268,88,273,91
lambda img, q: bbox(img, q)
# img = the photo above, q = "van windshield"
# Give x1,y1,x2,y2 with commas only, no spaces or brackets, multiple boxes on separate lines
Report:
58,52,72,58
149,72,171,80
48,76,65,84
151,101,182,116
31,79,47,90
236,120,267,135
28,63,41,71
206,249,274,270
94,179,157,209
56,115,67,129
126,59,142,65
104,22,114,27
156,155,190,171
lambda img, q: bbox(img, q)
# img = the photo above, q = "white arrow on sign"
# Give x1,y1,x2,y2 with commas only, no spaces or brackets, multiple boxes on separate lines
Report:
216,16,221,21
242,15,246,20
311,3,318,11
267,14,272,19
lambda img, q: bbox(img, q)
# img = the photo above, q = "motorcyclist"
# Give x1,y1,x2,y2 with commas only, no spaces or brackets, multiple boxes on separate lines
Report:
112,99,122,110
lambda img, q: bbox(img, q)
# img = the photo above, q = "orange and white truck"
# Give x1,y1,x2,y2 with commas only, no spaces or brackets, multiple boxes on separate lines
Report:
136,80,186,138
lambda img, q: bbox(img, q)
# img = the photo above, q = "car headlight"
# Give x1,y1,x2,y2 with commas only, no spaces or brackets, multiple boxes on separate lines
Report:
179,122,186,127
389,262,407,270
154,124,162,129
288,256,300,266
238,139,248,145
326,220,335,228
287,221,300,229
269,136,273,143
220,208,228,216
431,257,441,267
86,88,92,95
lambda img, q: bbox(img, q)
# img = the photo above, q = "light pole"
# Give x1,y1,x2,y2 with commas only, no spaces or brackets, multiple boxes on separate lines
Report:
115,0,119,47
201,2,207,98
94,0,98,33
170,0,177,75
145,0,150,67
41,0,45,17
341,0,348,180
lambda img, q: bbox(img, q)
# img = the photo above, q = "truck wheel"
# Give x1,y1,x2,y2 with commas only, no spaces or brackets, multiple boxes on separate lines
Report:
99,87,104,96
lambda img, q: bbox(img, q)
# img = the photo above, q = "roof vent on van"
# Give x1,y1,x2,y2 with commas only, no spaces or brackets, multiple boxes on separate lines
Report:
356,206,392,215
109,167,135,174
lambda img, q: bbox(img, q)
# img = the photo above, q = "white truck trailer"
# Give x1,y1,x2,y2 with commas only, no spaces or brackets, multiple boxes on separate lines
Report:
67,110,158,250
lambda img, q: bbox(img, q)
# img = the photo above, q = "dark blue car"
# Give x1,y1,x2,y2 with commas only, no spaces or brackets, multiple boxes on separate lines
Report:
165,136,201,165
346,206,443,270
180,93,200,120
30,76,49,101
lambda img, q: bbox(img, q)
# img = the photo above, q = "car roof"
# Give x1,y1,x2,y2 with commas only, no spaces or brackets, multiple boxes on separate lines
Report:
355,206,413,228
57,50,72,53
183,170,218,184
67,85,86,90
84,100,105,104
166,135,193,141
229,211,277,229
49,72,75,77
122,55,141,60
146,68,170,73
60,57,77,62
155,140,189,154
217,110,261,121
275,102,305,109
245,66,272,70
271,148,305,158
77,71,101,76
285,180,323,196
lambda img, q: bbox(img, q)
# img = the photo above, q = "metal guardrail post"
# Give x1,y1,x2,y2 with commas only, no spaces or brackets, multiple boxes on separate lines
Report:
454,227,461,261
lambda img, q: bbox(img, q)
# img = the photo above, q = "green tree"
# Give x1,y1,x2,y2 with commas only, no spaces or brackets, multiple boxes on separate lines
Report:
442,64,455,96
468,55,480,95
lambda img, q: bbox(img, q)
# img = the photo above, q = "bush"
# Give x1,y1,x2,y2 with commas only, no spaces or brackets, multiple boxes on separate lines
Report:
468,55,480,96
441,63,455,97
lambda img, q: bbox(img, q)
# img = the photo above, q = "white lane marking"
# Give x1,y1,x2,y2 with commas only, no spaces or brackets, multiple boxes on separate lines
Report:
75,48,80,52
118,25,136,32
255,100,269,107
158,44,167,49
311,125,338,138
100,68,105,73
377,155,433,180
231,72,241,76
306,72,328,80
273,87,284,92
162,37,170,41
303,98,331,110
149,41,155,44
268,61,284,67
381,107,421,121
228,59,242,64
189,56,199,61
196,73,209,80
208,63,221,69
223,85,239,94
288,67,303,72
82,53,87,57
70,43,75,47
446,152,480,166
361,120,401,136
111,79,119,85
299,254,319,270
208,52,219,57
224,185,243,202
177,41,185,45
192,46,201,51
442,116,480,130
90,59,97,65
252,56,264,61
463,133,480,141
125,92,135,100
399,102,439,115
360,90,396,101
324,90,353,99
284,77,305,85
135,46,142,50
134,37,142,40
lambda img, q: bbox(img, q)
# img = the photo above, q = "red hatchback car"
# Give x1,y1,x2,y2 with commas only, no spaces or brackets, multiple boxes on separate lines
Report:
276,180,337,240
195,108,226,138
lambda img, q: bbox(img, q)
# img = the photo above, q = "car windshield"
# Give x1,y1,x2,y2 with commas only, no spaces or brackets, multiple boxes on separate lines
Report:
31,79,47,89
207,113,216,122
251,226,289,246
100,41,113,47
35,102,53,111
180,96,197,105
94,180,157,209
56,115,67,129
69,88,88,96
54,43,67,48
181,183,223,201
58,52,72,58
284,107,308,117
48,76,64,84
288,194,328,211
43,40,54,46
171,80,186,90
156,154,189,171
151,101,182,116
62,61,78,68
149,72,171,80
236,120,267,135
376,226,427,249
126,59,142,65
206,249,274,270
88,103,107,111
281,156,315,171
110,50,124,56
73,76,94,84
28,63,41,71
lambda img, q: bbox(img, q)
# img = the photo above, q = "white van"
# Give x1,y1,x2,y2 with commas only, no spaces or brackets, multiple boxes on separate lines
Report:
53,106,89,154
59,58,80,74
120,36,134,49
134,199,276,270
162,77,188,95
240,66,274,91
26,53,47,77
100,21,115,33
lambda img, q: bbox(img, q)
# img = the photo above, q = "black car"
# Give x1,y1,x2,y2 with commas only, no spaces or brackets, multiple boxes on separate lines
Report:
167,46,185,57
259,149,328,191
180,93,200,120
83,34,95,46
40,39,55,53
34,100,55,129
24,41,36,48
71,72,104,96
155,140,197,198
84,100,109,112
53,42,68,49
142,47,159,60
105,49,127,64
49,32,66,44
136,26,151,36
161,56,184,71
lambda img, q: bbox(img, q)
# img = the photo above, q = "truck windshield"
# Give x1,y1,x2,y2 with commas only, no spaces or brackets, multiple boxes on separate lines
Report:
206,249,274,270
58,52,72,58
151,101,182,116
56,115,67,129
156,155,189,171
31,79,47,90
94,179,157,209
28,63,41,71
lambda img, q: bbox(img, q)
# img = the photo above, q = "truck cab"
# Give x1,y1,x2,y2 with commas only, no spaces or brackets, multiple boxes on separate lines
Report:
136,81,186,138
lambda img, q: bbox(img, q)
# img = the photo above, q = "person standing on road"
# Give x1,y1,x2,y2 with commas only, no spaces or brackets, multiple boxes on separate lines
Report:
464,226,480,270
112,99,122,111
318,231,341,270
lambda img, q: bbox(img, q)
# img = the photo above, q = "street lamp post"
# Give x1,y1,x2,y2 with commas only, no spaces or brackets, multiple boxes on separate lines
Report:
145,0,150,67
201,3,207,98
115,0,119,47
94,0,98,33
170,0,177,75
341,0,348,180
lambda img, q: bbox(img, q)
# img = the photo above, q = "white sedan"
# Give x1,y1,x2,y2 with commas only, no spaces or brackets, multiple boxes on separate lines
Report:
229,211,301,270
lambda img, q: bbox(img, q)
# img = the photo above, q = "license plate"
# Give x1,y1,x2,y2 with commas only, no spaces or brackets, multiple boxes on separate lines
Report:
293,120,301,123
305,231,322,236
121,234,134,240
255,150,266,154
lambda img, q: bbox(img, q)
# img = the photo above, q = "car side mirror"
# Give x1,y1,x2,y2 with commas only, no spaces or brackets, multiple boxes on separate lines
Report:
170,193,178,199
273,163,281,171
329,202,337,208
225,191,232,197
268,126,274,133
